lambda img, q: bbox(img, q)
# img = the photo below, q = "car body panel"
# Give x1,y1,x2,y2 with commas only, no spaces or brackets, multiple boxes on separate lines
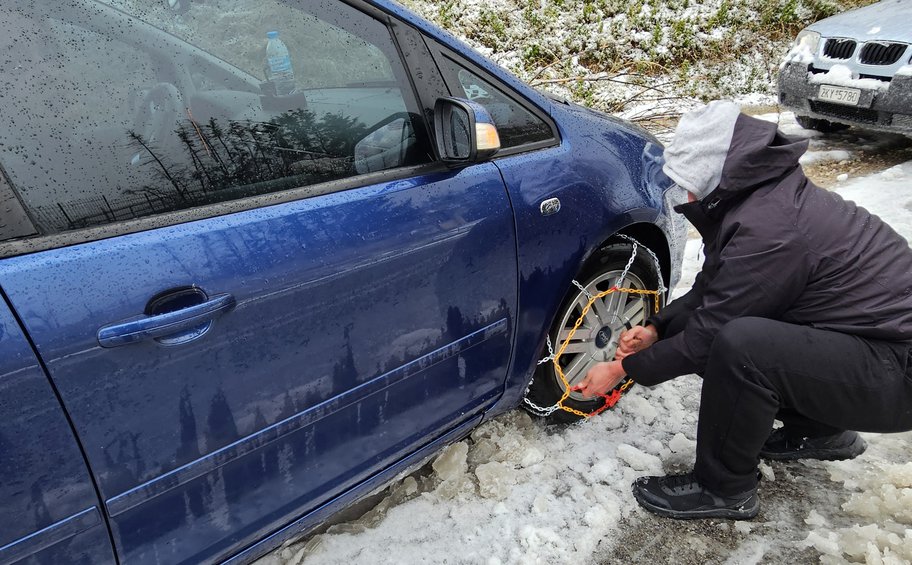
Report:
223,411,484,564
778,0,912,134
402,17,682,422
0,298,115,564
485,101,681,416
1,164,517,563
0,0,684,562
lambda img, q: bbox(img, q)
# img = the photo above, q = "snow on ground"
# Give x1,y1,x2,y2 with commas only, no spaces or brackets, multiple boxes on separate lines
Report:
256,125,912,565
838,162,912,237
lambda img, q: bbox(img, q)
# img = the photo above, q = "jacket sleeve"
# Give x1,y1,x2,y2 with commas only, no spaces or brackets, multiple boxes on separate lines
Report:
622,221,810,386
646,270,706,338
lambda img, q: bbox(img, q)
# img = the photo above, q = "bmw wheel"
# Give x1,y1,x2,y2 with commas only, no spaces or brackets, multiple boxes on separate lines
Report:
525,242,662,423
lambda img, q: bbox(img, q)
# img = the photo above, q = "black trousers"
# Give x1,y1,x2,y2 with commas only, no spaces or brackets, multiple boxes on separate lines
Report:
691,317,912,495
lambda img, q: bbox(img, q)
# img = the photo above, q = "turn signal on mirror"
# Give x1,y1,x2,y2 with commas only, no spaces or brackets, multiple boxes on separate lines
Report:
475,122,501,151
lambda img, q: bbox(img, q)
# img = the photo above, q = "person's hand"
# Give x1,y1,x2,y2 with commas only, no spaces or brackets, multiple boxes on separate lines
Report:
614,324,658,361
571,360,626,398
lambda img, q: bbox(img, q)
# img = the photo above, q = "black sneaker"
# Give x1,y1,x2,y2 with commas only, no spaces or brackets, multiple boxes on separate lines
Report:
631,472,759,520
759,429,866,461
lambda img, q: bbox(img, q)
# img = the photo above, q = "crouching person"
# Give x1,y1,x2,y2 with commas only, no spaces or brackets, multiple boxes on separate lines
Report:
573,101,912,520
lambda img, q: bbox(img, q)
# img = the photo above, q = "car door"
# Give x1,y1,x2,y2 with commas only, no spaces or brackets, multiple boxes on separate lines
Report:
0,1,516,562
0,290,116,564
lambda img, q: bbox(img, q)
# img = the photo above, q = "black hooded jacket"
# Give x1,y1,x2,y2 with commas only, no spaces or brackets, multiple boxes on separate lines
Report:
622,114,912,386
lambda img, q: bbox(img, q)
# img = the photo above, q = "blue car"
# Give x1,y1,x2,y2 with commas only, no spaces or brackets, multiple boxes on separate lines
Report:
0,0,684,563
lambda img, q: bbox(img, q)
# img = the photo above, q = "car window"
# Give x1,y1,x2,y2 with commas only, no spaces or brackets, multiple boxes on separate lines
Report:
0,1,431,237
438,58,553,149
0,172,34,242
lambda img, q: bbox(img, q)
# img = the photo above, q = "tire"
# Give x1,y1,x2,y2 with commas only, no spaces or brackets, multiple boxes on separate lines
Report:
525,242,662,423
795,114,849,134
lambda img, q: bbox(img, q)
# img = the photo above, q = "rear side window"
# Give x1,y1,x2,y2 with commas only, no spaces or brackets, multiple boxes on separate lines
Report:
0,1,430,237
438,58,553,149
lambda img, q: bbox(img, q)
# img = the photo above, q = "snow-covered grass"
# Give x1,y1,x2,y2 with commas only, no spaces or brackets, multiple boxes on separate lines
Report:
260,115,912,565
398,0,874,120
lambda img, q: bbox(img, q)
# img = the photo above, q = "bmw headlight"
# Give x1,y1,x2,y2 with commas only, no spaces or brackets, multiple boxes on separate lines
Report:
794,29,821,53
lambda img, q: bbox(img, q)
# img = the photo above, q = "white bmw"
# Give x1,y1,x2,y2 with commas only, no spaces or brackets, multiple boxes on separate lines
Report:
778,0,912,135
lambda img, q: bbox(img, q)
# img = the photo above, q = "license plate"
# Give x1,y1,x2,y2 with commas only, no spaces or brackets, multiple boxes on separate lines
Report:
817,85,861,106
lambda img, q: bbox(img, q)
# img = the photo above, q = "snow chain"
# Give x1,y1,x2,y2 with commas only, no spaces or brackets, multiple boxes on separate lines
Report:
523,235,666,418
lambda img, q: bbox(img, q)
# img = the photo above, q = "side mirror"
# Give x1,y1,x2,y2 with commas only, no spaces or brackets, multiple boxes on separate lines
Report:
434,97,500,166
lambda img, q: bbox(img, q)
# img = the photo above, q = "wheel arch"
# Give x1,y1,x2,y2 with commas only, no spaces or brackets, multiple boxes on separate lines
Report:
485,220,673,421
522,224,667,421
547,221,671,346
595,223,670,290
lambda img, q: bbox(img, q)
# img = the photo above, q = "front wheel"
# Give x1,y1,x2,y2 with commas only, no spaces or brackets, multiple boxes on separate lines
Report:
525,242,662,423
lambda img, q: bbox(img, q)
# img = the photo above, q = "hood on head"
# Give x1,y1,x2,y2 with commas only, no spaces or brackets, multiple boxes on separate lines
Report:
664,101,808,200
718,114,808,195
662,101,741,200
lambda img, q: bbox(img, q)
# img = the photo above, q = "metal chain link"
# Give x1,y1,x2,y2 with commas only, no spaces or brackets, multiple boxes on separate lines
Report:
617,233,667,294
523,236,666,419
524,336,562,416
521,397,562,417
535,335,555,366
617,239,638,284
571,279,593,301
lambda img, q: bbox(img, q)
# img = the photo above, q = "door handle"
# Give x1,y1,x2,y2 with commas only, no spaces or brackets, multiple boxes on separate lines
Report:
97,293,236,348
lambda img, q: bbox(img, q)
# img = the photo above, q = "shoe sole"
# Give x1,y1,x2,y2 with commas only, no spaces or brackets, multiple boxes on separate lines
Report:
759,435,867,462
632,489,760,520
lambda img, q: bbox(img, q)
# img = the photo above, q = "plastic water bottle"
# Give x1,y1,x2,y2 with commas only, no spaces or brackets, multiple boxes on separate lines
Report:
265,30,296,96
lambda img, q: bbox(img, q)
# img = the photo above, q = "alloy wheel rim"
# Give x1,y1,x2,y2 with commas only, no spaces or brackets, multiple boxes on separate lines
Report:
552,269,649,402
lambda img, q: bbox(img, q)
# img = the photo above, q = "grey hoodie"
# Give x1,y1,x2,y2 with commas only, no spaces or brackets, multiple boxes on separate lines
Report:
623,111,912,386
662,101,741,200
